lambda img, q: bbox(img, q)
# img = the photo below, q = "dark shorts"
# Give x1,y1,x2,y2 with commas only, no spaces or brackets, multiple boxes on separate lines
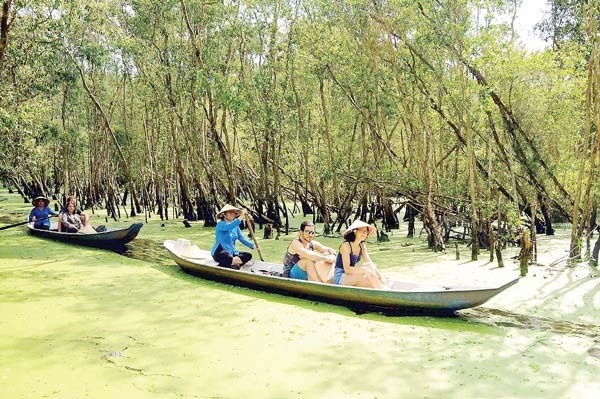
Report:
212,244,252,269
34,222,50,230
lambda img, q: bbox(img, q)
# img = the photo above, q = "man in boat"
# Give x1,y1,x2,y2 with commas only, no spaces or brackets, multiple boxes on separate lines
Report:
283,221,336,283
211,204,259,269
57,195,90,232
29,196,58,230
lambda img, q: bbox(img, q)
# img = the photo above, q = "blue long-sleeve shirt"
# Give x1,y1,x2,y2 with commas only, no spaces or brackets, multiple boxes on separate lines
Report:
29,206,58,229
211,218,254,256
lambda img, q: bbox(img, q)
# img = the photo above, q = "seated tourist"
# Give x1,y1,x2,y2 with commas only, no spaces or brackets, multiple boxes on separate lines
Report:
61,201,85,233
283,221,336,283
58,195,89,232
333,220,387,289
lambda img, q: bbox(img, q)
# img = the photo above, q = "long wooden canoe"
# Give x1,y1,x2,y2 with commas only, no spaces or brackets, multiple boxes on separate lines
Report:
164,239,518,315
27,222,143,250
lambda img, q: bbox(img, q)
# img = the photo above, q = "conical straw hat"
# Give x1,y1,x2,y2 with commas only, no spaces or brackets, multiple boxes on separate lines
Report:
216,204,242,219
32,196,50,206
342,220,377,238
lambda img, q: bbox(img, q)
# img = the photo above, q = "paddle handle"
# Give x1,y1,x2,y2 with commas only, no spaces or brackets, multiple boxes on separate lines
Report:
245,216,264,261
0,215,56,231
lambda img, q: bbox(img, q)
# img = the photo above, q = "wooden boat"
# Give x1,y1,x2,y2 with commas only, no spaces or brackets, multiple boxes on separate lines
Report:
27,222,143,250
164,239,519,315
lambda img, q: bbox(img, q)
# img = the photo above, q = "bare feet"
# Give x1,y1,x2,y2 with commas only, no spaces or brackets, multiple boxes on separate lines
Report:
231,256,243,266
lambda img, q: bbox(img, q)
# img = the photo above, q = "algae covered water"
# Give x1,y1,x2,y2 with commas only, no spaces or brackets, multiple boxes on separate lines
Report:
1,189,599,398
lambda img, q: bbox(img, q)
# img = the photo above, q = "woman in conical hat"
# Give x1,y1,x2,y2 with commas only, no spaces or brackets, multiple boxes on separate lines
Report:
211,204,259,269
333,220,387,289
29,196,57,230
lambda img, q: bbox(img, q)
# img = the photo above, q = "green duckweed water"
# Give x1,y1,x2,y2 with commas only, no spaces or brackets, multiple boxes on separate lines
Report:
1,189,599,398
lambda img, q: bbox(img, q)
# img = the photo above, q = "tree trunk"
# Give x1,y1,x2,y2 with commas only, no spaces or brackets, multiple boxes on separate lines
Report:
531,200,537,263
495,238,504,268
406,203,416,238
461,65,478,260
570,33,599,260
382,198,399,230
71,55,142,215
592,235,600,263
519,228,531,276
538,194,555,235
0,1,12,64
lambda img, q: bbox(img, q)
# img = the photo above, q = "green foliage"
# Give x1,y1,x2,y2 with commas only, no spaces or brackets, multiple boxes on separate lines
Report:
0,0,596,235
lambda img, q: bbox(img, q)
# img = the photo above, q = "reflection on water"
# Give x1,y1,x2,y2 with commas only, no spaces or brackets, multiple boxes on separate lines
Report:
459,307,600,339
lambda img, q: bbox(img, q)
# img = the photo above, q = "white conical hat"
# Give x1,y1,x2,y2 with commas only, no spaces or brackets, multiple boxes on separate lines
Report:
216,204,242,218
343,220,377,238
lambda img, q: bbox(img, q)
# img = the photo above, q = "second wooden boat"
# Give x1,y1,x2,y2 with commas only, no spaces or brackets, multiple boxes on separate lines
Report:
27,222,143,250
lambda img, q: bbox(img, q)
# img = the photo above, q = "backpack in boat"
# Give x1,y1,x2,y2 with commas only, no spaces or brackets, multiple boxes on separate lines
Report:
95,225,107,232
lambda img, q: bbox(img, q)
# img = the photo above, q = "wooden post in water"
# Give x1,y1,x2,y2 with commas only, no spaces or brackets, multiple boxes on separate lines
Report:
455,242,459,260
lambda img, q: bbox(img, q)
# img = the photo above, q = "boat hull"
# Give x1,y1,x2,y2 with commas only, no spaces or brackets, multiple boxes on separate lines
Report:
164,240,518,315
28,222,143,250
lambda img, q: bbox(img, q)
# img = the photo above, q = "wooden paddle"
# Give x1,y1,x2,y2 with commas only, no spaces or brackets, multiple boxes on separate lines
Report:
0,215,56,231
245,214,264,261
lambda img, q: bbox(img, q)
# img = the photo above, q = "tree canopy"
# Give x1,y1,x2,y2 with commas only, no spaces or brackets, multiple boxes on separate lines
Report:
1,0,598,258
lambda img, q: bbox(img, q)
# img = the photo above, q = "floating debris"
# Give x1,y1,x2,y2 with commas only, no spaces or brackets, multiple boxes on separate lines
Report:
588,347,600,359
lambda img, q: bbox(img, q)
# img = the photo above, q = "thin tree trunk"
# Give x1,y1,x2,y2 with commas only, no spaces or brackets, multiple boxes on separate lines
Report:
531,200,537,263
0,0,12,64
70,54,142,214
570,31,599,259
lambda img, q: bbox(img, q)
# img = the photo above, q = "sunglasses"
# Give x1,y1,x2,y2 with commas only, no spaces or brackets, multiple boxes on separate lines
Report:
304,230,316,235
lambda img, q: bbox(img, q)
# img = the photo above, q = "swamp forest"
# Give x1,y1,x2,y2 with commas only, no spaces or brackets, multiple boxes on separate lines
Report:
1,0,600,398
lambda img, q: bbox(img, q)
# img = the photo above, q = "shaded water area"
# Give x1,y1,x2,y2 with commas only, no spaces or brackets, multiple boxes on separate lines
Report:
2,190,600,398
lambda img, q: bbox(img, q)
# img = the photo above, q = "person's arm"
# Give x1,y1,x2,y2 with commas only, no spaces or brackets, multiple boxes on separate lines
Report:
360,243,374,264
358,244,383,278
236,227,254,249
215,218,242,232
60,214,71,231
63,218,79,232
29,208,36,222
312,241,336,256
290,240,333,262
57,213,63,232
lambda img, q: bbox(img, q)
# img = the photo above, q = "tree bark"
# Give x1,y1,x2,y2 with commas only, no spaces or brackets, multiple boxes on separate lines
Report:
0,0,12,64
423,128,446,252
406,203,416,238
